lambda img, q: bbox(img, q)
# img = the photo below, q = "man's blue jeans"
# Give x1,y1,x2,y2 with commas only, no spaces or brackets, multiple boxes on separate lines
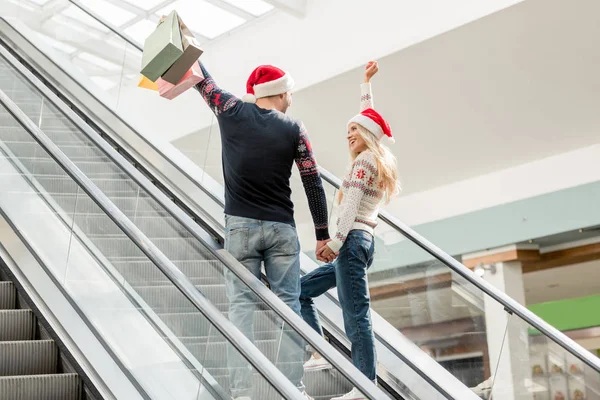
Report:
224,215,305,398
300,230,377,381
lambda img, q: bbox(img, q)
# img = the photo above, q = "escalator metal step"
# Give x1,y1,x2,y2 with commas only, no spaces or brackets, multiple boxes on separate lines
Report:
0,340,57,376
93,237,214,260
0,310,34,341
0,125,93,146
111,259,222,282
3,141,105,160
17,158,127,178
159,309,281,338
79,216,192,238
0,282,16,310
50,195,169,216
0,373,80,400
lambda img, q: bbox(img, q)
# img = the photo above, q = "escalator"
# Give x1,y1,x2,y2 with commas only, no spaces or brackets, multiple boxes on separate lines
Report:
0,6,599,400
0,45,391,399
0,273,81,399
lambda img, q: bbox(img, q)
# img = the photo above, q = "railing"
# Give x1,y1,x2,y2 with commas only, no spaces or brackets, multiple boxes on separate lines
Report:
317,168,600,374
0,37,391,399
0,87,306,400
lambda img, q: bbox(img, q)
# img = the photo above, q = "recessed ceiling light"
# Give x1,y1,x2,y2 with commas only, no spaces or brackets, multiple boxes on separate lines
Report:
60,5,109,32
222,0,274,16
121,0,168,11
156,0,245,39
124,19,158,45
77,0,137,26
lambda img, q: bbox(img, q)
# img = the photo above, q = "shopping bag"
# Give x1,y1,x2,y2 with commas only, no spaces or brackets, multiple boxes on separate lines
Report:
161,15,204,84
141,10,183,82
137,74,158,91
157,61,204,100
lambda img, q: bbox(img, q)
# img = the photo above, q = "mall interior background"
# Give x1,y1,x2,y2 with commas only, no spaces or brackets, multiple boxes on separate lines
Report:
1,0,599,396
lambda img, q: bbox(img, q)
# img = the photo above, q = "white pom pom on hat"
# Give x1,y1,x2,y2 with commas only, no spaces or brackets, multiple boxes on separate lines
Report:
241,93,257,103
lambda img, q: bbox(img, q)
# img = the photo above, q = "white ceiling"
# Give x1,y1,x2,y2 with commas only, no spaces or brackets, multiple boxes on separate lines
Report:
288,0,600,195
523,259,600,304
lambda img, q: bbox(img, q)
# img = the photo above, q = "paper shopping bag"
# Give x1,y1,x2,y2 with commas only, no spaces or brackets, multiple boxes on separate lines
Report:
141,10,183,82
157,61,204,100
137,74,158,91
161,15,204,84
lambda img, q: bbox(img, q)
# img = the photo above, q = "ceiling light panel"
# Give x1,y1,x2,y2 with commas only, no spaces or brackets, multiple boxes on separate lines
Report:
156,0,245,39
124,19,158,45
121,0,171,11
60,5,110,32
221,0,273,16
77,0,137,26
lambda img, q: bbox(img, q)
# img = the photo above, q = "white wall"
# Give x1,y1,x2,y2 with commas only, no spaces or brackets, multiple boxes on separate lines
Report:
200,0,526,96
386,144,600,227
115,0,527,141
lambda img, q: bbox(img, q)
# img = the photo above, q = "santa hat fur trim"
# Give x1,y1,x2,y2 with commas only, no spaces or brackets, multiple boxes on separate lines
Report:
348,108,394,143
242,65,295,103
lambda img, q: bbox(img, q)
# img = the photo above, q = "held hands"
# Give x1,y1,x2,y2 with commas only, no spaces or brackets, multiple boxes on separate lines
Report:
364,61,379,83
315,239,338,263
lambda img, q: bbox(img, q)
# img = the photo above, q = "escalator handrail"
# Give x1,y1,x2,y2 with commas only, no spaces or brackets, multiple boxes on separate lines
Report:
0,41,390,400
0,88,307,400
318,168,600,373
64,0,600,374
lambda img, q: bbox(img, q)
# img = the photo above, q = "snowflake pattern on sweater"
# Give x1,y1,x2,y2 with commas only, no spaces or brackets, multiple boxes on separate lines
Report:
196,63,239,115
327,82,383,253
328,151,383,252
295,123,329,234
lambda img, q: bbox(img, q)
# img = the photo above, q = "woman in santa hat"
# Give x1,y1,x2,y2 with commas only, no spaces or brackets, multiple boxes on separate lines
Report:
299,61,399,400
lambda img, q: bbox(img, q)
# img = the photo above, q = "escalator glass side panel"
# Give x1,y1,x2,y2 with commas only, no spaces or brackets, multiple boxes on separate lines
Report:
316,176,600,397
0,86,304,400
0,50,377,399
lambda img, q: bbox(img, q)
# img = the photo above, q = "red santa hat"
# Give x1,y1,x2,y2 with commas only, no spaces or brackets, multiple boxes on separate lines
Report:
242,65,295,103
348,108,394,143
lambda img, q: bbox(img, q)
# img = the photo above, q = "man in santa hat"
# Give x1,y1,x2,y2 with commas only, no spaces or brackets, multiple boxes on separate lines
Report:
195,62,330,400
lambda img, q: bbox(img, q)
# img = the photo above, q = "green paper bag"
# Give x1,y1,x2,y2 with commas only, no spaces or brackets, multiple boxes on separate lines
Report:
141,10,183,82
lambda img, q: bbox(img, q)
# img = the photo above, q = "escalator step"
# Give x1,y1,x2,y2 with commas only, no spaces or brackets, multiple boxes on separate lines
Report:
3,141,104,160
111,259,223,282
0,282,16,310
158,309,281,338
0,310,34,341
0,373,80,400
0,340,57,376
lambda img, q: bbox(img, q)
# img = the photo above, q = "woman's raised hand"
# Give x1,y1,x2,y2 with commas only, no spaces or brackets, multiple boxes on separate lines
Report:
364,61,379,83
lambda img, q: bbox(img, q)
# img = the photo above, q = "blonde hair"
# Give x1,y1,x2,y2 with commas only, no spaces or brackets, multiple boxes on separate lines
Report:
338,124,400,204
